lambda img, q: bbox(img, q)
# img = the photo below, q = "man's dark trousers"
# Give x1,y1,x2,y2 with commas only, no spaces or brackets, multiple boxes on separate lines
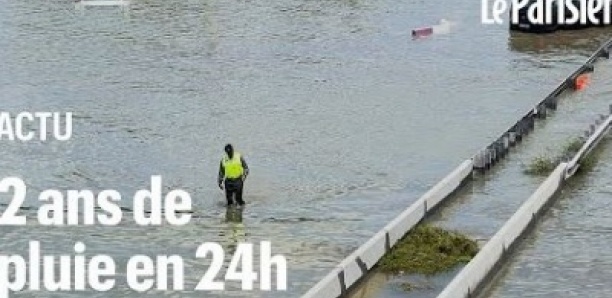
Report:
224,178,244,206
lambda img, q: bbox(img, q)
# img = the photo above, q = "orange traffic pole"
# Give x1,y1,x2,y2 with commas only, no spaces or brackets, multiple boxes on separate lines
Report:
574,73,590,90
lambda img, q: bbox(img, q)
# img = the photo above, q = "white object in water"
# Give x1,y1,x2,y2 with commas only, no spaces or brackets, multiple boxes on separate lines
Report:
433,19,452,34
76,0,130,6
412,19,453,38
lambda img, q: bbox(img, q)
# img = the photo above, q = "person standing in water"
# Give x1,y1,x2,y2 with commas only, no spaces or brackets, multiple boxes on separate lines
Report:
218,144,249,207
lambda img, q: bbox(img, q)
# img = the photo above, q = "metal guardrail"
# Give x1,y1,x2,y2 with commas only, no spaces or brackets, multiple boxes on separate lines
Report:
301,38,612,298
473,38,612,171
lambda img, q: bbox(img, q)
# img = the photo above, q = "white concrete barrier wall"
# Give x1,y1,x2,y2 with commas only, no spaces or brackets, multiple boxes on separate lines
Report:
528,166,564,212
337,231,388,289
437,163,568,298
385,198,425,247
496,203,533,251
358,231,389,269
423,160,474,211
301,160,473,298
302,268,342,298
464,239,503,296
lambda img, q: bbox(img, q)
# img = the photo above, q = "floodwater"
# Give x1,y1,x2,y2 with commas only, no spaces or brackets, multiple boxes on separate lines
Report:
0,0,611,297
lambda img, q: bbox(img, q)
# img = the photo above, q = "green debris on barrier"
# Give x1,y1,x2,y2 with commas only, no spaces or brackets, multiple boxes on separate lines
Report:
378,225,478,276
524,137,598,176
562,137,599,173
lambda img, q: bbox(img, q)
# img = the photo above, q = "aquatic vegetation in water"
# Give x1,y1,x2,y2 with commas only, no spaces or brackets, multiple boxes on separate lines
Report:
578,154,597,172
524,137,601,175
378,225,478,275
561,137,584,157
524,156,557,175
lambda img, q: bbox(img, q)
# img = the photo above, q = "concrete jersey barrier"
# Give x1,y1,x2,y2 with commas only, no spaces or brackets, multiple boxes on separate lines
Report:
437,163,566,298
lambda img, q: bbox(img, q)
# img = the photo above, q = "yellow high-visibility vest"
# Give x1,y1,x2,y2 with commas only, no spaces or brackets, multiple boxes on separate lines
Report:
222,152,244,179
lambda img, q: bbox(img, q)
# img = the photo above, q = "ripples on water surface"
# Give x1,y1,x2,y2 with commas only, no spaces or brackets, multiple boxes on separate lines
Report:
1,0,612,296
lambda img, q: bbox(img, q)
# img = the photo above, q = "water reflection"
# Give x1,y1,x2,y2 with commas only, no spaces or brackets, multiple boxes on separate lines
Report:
224,207,246,254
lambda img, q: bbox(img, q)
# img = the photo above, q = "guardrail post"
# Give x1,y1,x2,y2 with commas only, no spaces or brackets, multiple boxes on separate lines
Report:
545,96,557,110
474,151,484,171
512,125,519,143
495,145,500,161
516,121,523,138
490,147,497,166
492,143,499,161
538,104,547,119
495,141,503,159
508,131,516,146
502,134,510,154
602,47,610,59
566,77,576,90
495,144,501,161
521,117,531,135
481,150,487,170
